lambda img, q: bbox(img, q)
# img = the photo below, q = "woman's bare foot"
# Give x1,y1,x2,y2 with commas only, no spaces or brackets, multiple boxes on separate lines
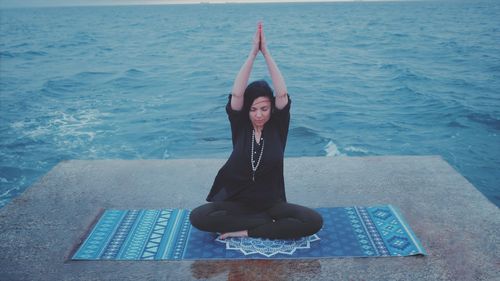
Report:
218,230,249,240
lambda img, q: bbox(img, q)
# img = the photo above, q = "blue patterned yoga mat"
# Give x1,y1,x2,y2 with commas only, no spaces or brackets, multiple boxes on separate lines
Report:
71,205,426,260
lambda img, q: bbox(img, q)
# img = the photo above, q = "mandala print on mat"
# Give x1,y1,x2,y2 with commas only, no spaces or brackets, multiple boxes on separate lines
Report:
216,234,320,257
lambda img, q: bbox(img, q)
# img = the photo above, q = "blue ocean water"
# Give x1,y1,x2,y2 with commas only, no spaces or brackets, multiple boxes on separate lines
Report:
0,1,499,208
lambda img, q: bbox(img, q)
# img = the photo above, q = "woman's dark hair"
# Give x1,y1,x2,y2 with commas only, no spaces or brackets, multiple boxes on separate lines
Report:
243,80,274,113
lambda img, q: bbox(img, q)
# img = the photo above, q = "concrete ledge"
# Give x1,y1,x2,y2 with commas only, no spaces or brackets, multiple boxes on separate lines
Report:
0,156,498,280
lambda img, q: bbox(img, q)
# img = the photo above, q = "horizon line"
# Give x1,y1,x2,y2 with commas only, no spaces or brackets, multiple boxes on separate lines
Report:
0,0,417,9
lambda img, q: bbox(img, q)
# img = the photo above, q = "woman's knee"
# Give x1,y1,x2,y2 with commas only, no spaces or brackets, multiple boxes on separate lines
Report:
267,203,324,236
307,209,324,234
288,204,324,235
189,203,213,230
189,202,245,231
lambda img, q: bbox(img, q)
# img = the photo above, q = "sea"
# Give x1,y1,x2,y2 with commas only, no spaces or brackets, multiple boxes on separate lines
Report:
0,1,499,208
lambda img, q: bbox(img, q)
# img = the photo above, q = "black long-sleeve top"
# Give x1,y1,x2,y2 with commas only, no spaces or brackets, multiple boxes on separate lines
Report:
206,94,291,210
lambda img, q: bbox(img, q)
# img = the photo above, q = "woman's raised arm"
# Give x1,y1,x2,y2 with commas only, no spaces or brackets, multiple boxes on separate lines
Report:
260,23,289,110
230,24,261,111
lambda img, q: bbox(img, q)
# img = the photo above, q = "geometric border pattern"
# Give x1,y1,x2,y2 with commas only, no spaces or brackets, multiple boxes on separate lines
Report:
72,209,191,260
347,205,426,256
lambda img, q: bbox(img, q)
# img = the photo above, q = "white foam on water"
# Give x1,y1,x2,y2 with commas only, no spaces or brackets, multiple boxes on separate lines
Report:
14,109,105,145
0,187,15,198
10,121,25,129
324,140,345,157
0,181,23,208
344,146,369,154
162,148,170,159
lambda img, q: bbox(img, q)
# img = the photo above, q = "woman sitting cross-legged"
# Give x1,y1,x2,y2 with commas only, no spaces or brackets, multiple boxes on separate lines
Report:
190,22,323,240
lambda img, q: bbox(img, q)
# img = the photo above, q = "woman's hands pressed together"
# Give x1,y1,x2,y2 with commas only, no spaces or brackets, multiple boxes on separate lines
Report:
258,22,270,57
250,21,269,58
250,22,261,57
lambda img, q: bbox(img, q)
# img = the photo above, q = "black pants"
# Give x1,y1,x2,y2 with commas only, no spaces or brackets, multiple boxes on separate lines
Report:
189,201,323,239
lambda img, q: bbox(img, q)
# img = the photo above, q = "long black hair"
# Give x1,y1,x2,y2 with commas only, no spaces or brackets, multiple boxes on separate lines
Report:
243,80,274,114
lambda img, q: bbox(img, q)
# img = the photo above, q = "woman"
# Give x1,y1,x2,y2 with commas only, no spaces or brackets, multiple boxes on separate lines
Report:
190,22,323,240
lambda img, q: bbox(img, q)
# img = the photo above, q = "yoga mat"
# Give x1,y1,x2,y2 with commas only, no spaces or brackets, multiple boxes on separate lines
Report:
71,205,426,260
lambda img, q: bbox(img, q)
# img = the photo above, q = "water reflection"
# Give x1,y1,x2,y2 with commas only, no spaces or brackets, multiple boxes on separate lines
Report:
191,260,321,281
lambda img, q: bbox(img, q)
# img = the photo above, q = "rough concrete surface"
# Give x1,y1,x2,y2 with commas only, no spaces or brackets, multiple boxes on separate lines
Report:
0,156,498,281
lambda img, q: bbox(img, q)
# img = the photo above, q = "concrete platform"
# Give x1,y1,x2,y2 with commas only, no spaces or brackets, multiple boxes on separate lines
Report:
0,156,498,281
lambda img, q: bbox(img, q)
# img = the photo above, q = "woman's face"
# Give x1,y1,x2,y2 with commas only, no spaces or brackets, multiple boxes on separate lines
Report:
249,96,271,128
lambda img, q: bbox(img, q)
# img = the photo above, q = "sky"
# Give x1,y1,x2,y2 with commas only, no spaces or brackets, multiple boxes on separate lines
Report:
0,0,395,8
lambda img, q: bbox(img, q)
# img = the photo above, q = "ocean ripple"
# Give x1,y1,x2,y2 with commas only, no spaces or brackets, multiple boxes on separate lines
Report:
466,113,500,130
